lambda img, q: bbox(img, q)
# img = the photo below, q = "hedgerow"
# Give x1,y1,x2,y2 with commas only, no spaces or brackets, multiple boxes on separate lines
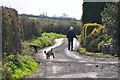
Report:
80,23,113,53
28,32,65,48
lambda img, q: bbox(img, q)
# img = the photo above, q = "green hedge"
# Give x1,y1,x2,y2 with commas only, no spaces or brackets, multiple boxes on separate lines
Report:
28,32,65,48
84,34,112,53
80,23,113,53
80,23,105,45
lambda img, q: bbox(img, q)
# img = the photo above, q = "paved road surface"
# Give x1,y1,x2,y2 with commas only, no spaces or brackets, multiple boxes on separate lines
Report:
26,38,119,78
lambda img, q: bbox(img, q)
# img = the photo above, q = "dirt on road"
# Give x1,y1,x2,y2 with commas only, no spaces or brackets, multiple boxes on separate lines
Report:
26,38,119,79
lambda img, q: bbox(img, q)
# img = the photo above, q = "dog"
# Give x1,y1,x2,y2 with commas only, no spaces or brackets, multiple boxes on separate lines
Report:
29,45,40,53
44,48,55,59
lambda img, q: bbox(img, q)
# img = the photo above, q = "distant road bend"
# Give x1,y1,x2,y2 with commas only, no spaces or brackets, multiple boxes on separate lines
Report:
26,38,119,78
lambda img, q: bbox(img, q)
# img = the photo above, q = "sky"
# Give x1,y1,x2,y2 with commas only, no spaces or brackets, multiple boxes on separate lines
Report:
0,0,83,20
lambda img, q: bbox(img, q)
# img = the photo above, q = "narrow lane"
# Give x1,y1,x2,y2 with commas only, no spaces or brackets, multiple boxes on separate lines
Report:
26,38,119,78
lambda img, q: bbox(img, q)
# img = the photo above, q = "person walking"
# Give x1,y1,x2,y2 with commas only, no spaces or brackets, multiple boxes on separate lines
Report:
67,26,78,51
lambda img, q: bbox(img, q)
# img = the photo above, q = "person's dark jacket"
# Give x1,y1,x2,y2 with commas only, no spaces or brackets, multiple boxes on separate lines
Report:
67,30,77,41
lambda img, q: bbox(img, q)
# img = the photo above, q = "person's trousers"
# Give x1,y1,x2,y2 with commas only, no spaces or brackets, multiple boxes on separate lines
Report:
68,40,73,51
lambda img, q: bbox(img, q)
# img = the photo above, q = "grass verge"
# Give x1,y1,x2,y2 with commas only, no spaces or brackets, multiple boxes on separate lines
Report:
27,32,65,48
79,47,118,59
2,54,39,79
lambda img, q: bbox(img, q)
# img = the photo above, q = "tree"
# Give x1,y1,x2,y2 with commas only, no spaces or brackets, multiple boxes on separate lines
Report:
2,7,21,55
101,2,120,56
82,2,107,24
62,13,68,18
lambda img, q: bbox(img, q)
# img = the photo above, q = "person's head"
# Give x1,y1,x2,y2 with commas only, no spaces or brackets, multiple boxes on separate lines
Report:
70,26,74,31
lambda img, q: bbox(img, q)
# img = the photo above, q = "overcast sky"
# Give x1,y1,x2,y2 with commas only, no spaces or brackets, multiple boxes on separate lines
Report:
0,0,83,20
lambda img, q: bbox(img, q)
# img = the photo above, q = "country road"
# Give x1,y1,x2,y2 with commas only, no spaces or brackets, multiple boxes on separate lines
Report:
26,38,119,78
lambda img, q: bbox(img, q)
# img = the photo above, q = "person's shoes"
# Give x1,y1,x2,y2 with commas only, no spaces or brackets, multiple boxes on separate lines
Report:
71,49,73,51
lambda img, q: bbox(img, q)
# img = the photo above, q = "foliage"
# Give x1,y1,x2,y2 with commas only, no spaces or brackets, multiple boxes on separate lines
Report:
0,62,2,79
2,6,21,55
2,39,39,79
33,18,82,35
79,47,86,53
101,3,118,38
101,2,120,56
80,23,105,45
2,54,39,79
19,17,40,40
28,32,65,48
82,2,107,24
81,2,120,55
80,2,120,56
80,22,113,53
84,33,112,53
79,47,116,58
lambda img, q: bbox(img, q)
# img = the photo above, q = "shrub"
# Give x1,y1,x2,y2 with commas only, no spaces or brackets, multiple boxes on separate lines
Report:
80,23,105,45
84,33,113,53
28,32,65,48
2,54,39,79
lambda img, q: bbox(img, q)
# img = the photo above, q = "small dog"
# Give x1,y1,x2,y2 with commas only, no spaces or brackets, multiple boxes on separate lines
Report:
44,49,55,59
29,45,40,53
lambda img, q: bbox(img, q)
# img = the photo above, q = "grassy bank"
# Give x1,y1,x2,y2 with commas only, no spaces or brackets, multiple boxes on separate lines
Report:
27,32,65,48
79,47,118,59
2,54,38,79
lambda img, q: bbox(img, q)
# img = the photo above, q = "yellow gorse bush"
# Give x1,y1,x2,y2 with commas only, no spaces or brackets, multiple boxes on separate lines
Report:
81,23,105,44
91,25,105,35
